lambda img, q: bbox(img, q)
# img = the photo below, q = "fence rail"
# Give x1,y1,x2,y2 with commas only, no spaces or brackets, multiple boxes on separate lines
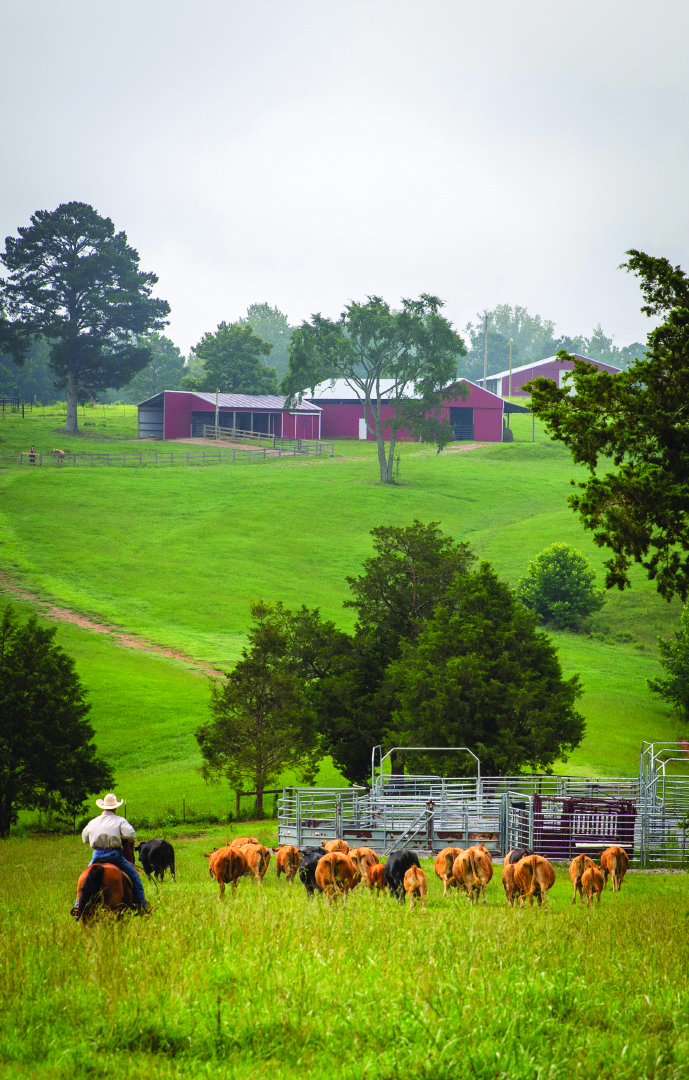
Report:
1,441,334,468
201,423,331,455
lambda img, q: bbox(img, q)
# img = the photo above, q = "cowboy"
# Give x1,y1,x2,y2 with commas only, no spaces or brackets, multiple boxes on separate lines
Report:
78,793,151,913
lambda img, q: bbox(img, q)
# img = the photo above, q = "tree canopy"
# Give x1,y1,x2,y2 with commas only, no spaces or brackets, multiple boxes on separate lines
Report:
0,605,113,837
526,250,689,601
283,295,468,483
123,333,186,401
195,602,320,813
648,604,689,721
517,542,606,630
237,303,293,379
390,564,585,776
182,321,278,395
0,202,169,432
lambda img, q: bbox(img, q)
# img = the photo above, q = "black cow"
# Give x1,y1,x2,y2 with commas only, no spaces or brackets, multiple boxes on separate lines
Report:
298,847,326,896
383,849,421,900
135,839,176,882
506,847,534,864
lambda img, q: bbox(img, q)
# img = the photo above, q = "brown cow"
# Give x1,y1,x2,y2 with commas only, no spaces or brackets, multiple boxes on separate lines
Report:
348,846,379,886
204,846,248,899
322,839,350,854
273,845,301,883
230,836,260,850
367,862,388,893
314,852,360,907
434,847,463,897
239,843,271,885
600,846,629,892
404,864,427,913
569,853,595,905
581,864,605,907
513,854,555,908
453,845,493,904
501,861,519,907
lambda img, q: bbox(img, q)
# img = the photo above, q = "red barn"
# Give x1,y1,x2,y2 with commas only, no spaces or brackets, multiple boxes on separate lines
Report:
486,353,621,398
137,391,322,441
306,379,519,442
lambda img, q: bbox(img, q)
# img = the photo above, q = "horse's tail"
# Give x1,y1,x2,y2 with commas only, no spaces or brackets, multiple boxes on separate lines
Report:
77,864,105,921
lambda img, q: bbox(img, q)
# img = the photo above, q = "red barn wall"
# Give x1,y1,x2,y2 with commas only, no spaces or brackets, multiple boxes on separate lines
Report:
501,358,621,397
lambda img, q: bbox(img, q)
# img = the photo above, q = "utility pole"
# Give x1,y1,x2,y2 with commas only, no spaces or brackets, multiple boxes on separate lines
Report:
509,338,513,398
215,388,219,438
483,313,489,388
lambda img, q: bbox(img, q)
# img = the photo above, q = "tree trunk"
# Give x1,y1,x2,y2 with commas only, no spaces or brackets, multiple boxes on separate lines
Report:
65,369,79,434
255,783,264,816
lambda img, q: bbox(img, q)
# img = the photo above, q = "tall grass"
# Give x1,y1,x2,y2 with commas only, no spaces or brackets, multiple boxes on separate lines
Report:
1,833,688,1079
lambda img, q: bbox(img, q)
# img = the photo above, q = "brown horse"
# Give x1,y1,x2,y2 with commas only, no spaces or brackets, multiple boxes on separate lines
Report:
72,839,138,925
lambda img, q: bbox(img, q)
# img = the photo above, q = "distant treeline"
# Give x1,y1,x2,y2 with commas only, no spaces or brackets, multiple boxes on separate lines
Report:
0,300,645,404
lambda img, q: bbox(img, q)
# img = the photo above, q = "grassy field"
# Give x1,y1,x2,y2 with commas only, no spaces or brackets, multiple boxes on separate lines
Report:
0,404,686,822
0,831,687,1080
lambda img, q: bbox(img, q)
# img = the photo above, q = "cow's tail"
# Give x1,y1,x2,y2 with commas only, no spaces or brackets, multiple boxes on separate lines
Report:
468,849,482,890
77,864,105,921
444,851,454,881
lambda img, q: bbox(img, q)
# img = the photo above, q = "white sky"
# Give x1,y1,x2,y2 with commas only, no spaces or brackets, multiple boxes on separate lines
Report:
1,1,687,353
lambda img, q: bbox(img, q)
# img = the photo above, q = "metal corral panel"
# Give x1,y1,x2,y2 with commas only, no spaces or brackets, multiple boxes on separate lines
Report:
138,407,164,440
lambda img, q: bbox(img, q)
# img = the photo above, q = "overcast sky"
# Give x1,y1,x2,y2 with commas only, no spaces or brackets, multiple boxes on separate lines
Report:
1,1,687,353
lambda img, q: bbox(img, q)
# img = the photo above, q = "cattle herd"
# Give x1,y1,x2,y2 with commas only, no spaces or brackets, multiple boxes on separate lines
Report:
182,837,631,910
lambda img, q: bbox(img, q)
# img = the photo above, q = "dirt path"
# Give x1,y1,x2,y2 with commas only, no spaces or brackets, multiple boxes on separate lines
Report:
0,570,224,678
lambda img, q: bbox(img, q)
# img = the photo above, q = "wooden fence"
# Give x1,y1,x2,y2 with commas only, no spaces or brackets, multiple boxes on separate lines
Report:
2,442,334,468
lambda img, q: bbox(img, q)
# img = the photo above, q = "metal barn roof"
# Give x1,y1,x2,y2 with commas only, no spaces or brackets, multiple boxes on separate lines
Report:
486,353,621,381
136,390,320,412
306,377,506,404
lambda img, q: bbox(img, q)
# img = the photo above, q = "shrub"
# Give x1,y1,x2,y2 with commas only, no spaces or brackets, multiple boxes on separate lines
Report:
517,542,606,630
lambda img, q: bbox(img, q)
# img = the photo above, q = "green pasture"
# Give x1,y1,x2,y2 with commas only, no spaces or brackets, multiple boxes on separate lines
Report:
0,403,686,818
0,833,688,1080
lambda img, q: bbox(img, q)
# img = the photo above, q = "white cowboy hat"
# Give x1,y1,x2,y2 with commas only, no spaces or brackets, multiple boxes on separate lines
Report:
96,793,124,809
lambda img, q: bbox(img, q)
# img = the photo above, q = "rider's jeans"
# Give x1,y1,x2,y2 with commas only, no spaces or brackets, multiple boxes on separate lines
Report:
87,848,147,906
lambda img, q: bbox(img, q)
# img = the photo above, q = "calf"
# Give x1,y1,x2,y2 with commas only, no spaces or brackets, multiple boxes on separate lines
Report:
384,850,421,901
453,845,493,905
298,847,326,896
404,864,427,913
239,842,271,885
315,852,360,907
322,839,350,854
434,847,463,897
600,846,629,892
135,838,176,882
204,846,248,899
273,845,301,883
513,854,555,908
581,864,605,907
568,853,595,905
230,836,260,850
367,862,388,894
348,847,379,886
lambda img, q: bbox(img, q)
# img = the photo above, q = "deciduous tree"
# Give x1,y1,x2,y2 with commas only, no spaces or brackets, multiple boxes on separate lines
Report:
526,250,689,601
195,603,320,814
0,605,113,838
182,321,278,395
0,202,169,433
389,565,585,776
517,542,606,630
283,295,468,483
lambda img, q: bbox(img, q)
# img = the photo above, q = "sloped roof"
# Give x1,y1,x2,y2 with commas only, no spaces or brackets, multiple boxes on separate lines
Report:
487,354,621,381
136,390,320,412
306,377,505,404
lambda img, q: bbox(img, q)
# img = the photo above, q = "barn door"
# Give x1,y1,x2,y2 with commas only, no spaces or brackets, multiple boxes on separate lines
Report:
449,407,474,440
358,417,368,440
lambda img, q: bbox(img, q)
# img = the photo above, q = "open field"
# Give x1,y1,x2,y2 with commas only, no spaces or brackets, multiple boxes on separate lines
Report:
1,404,686,824
0,831,688,1080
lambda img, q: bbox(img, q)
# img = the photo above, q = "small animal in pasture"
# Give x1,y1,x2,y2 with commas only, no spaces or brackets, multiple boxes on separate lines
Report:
581,864,605,907
434,847,463,897
135,839,176,882
367,862,388,893
568,854,595,905
403,864,427,913
230,836,260,850
384,850,421,900
298,847,327,895
322,839,350,854
239,843,271,885
453,845,493,904
600,846,629,892
504,847,534,864
52,448,65,463
314,852,360,907
273,845,301,883
204,846,248,899
513,854,556,909
348,846,379,885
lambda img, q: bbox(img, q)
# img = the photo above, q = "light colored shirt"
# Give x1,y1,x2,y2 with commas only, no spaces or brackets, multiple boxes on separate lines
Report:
81,810,136,850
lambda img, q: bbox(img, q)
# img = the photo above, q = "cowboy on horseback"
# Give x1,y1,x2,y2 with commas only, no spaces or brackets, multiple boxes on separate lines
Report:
75,793,151,914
